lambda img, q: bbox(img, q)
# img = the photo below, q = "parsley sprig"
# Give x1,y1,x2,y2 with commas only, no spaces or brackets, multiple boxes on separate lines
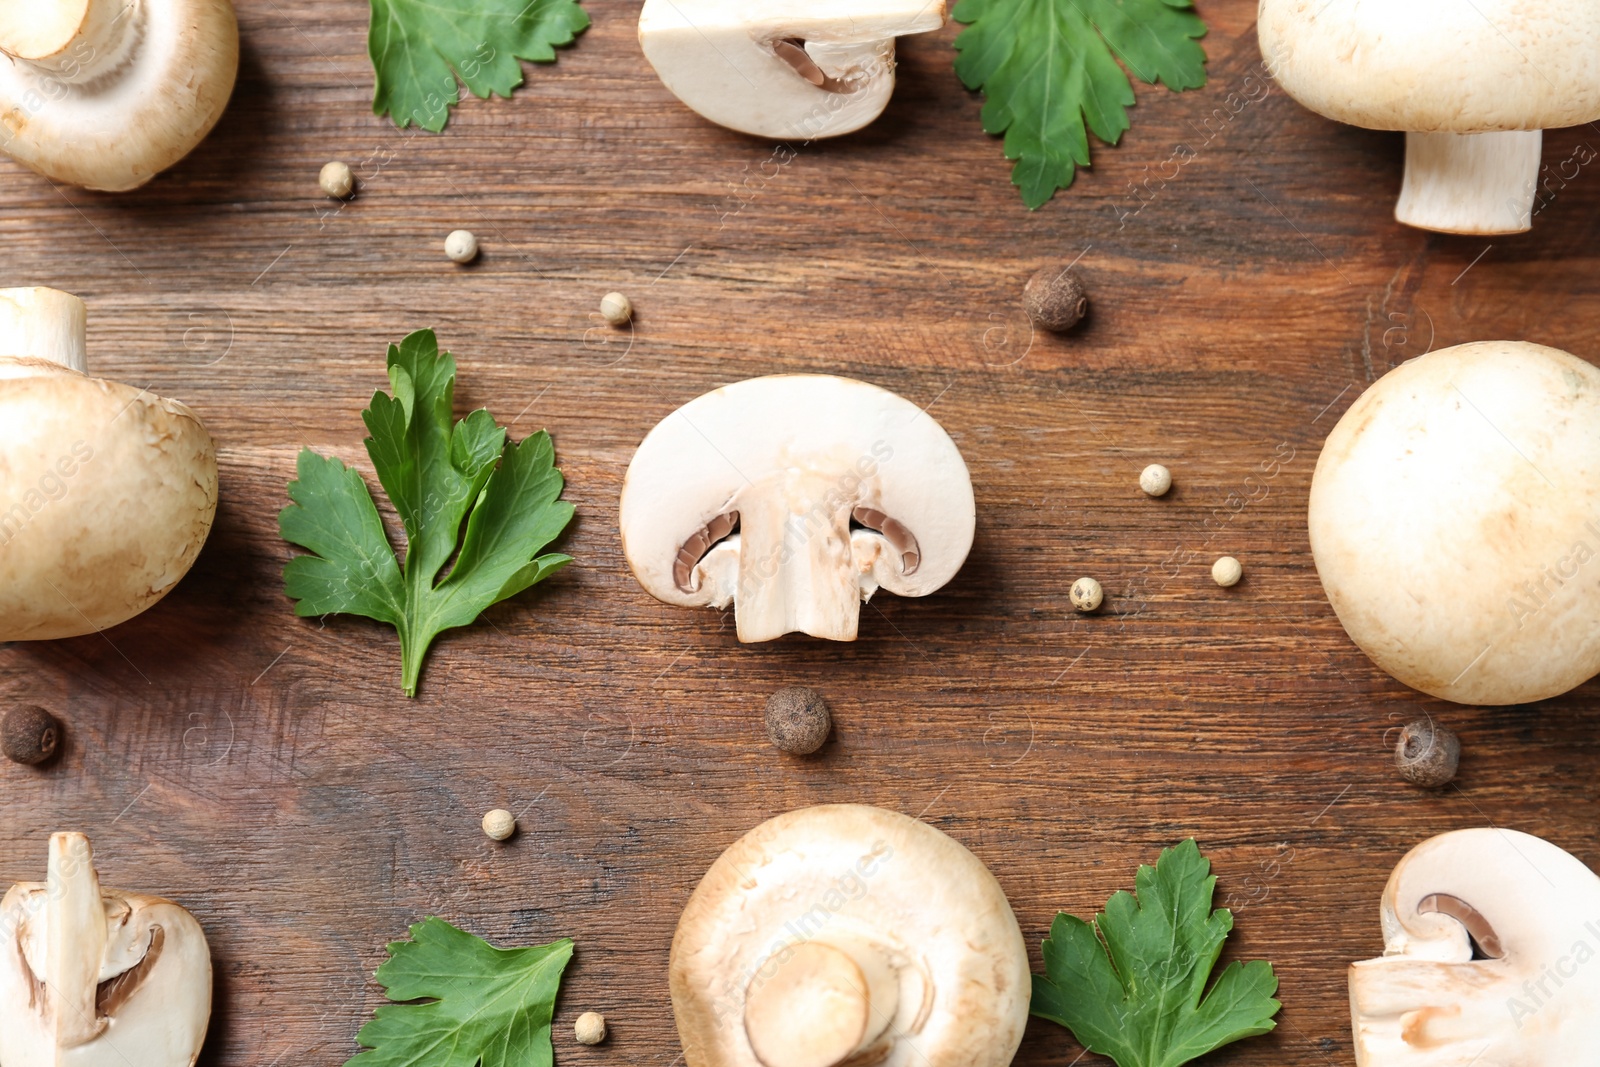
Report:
953,0,1208,208
1032,839,1281,1067
280,330,574,696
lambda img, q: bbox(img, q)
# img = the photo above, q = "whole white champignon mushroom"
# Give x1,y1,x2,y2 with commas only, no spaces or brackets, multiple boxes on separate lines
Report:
0,832,212,1067
1349,828,1600,1065
0,287,218,642
619,375,975,643
638,0,946,140
670,804,1030,1067
1308,341,1600,705
1259,1,1600,234
0,0,238,191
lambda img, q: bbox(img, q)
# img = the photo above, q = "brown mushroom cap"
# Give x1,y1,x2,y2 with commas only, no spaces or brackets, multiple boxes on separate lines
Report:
1309,341,1600,704
1259,1,1600,134
670,804,1029,1067
0,0,238,191
0,288,218,641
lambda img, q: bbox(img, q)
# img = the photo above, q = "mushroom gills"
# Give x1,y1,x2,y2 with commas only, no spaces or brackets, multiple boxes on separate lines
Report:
770,39,869,93
850,507,919,575
675,511,741,593
1416,893,1503,960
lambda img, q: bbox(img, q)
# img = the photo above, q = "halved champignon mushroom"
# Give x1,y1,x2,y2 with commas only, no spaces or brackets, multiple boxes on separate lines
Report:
1349,827,1600,1065
670,804,1030,1067
0,832,212,1067
1259,1,1600,234
1309,341,1600,705
0,0,238,191
638,0,946,140
619,375,975,643
0,287,218,641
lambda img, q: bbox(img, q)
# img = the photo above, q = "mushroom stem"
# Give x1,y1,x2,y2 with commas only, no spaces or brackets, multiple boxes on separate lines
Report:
744,937,901,1067
0,0,134,79
0,287,88,373
1396,130,1543,235
46,831,107,1049
734,471,861,643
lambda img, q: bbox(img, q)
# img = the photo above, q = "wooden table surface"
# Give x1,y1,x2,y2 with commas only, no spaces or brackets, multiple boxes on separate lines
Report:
4,1,1600,1064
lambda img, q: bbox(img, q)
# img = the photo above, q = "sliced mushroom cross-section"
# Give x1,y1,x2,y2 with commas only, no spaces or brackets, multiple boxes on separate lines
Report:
638,0,947,140
0,832,212,1067
1349,827,1600,1065
619,375,975,642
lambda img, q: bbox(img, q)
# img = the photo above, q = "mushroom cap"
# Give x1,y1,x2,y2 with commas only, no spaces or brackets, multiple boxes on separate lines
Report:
1308,341,1600,704
0,832,212,1067
1349,828,1600,1065
670,804,1030,1067
619,375,975,641
0,0,238,191
0,361,217,641
638,0,945,140
1259,0,1600,133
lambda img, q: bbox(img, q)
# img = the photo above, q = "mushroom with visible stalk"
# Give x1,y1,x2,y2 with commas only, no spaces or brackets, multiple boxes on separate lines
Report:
0,832,212,1067
638,0,946,140
1349,827,1600,1064
1258,1,1600,234
1309,341,1600,704
0,287,218,642
619,375,975,643
670,804,1029,1067
0,0,238,191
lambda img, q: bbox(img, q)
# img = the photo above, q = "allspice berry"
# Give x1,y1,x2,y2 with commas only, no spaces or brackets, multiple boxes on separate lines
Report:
765,686,830,755
1395,719,1460,788
2,705,61,765
574,1011,607,1045
1023,266,1088,332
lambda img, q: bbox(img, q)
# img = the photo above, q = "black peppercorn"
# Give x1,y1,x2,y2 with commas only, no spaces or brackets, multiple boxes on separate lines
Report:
765,687,831,755
2,705,61,765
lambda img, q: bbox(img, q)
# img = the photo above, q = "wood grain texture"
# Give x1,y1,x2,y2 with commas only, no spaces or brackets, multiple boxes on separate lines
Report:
4,2,1600,1065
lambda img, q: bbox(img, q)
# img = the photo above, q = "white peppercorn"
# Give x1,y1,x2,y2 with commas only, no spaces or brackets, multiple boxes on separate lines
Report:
574,1012,607,1045
319,161,354,199
1070,577,1103,612
481,808,515,841
1212,556,1243,587
1139,464,1172,497
600,292,632,327
445,230,479,264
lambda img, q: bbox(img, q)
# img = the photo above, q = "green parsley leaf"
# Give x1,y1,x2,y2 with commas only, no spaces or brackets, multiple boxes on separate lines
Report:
952,0,1208,208
368,0,590,131
347,918,574,1067
1032,839,1280,1067
281,329,575,696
